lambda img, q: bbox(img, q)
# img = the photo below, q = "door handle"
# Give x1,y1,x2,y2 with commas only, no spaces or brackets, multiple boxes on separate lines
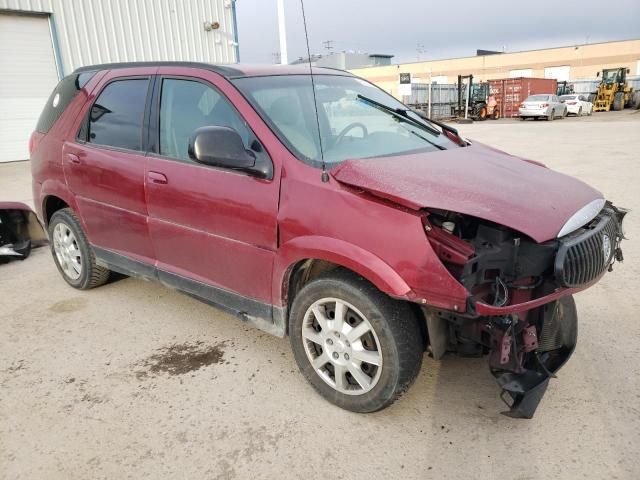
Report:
148,171,168,185
66,153,81,165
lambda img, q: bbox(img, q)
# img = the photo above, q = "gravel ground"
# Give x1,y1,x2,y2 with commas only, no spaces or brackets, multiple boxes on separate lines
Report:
1,110,639,479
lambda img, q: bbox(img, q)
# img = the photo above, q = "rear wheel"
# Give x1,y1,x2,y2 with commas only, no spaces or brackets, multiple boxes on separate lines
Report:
548,110,554,121
613,92,624,111
492,109,500,120
48,208,110,289
289,269,423,413
578,107,582,116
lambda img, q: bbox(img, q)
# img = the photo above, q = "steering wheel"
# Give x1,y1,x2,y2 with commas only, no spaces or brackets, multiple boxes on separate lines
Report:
335,122,368,145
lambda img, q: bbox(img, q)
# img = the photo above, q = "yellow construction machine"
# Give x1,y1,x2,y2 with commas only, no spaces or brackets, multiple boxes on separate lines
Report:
593,67,635,112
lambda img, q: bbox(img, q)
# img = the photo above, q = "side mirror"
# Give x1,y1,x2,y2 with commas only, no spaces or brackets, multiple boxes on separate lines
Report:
188,126,260,175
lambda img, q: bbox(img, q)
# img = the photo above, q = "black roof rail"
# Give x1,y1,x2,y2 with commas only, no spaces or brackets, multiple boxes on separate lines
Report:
72,61,243,78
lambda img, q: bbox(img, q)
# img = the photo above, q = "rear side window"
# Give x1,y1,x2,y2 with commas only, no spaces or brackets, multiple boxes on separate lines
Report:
36,72,95,134
88,78,149,151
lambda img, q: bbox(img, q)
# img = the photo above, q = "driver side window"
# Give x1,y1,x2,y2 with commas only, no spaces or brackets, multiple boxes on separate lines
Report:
159,78,250,161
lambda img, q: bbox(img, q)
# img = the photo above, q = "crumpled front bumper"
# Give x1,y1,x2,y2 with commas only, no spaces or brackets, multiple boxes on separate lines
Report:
491,296,578,418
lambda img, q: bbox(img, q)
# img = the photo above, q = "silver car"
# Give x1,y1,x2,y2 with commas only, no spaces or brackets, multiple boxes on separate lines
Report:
519,94,568,121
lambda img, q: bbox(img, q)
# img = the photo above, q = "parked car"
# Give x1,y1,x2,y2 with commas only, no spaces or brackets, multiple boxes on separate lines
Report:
559,94,593,116
519,94,568,120
31,63,626,418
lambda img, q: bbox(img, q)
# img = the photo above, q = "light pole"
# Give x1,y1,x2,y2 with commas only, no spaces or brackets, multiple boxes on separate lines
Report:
277,0,288,65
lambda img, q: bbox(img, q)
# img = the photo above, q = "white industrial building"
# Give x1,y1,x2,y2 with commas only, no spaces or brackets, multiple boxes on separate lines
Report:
0,0,239,162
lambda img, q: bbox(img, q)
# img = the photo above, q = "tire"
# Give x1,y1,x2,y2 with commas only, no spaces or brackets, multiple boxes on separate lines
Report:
547,110,554,121
492,109,500,120
520,116,526,121
478,107,487,120
578,107,582,117
289,269,423,413
632,91,640,110
48,208,110,290
613,92,624,111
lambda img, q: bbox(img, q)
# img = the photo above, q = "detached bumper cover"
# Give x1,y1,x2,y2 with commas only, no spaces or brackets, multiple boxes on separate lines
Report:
0,202,47,262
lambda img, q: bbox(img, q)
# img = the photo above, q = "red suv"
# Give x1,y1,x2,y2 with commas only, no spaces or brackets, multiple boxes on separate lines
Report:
31,63,626,418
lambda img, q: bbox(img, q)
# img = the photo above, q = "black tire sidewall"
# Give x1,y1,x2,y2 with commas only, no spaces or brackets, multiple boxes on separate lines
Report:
48,209,95,289
289,271,422,413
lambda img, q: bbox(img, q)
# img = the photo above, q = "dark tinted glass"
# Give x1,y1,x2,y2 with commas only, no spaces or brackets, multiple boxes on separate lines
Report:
88,79,149,150
159,78,249,160
36,72,96,134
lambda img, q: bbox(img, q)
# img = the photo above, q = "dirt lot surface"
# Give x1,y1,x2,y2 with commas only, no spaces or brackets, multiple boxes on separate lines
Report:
2,110,639,479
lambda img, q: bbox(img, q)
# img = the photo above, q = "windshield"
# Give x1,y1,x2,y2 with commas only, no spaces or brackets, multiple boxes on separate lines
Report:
602,70,621,84
560,95,577,101
233,75,460,167
526,95,550,102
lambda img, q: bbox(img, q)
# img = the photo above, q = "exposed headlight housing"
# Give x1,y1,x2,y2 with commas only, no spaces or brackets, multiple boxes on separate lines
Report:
557,198,606,238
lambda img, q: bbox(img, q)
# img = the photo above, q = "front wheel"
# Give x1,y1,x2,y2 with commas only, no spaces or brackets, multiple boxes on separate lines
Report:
289,270,423,413
48,208,110,289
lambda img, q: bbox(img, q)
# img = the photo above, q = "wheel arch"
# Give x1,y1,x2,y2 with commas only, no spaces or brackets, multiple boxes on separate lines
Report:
274,236,412,310
39,180,84,231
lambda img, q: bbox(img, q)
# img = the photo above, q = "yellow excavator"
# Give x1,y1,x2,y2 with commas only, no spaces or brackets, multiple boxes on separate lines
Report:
593,67,636,112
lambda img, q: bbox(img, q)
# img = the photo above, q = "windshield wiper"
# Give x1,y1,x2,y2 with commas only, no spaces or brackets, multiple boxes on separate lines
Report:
409,130,445,150
356,94,442,137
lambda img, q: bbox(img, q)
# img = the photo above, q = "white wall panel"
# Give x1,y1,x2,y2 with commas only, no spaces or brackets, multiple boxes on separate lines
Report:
0,0,238,75
544,65,570,82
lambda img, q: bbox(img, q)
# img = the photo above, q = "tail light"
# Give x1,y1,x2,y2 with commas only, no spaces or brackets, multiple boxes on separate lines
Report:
541,103,549,108
567,101,577,105
28,131,44,157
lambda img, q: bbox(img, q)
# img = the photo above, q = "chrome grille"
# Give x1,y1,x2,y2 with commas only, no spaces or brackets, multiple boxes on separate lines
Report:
554,210,620,288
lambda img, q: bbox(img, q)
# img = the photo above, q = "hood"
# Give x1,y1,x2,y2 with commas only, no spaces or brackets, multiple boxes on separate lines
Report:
331,143,602,243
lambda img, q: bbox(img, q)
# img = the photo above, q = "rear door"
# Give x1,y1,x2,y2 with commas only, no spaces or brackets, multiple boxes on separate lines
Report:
145,68,280,305
64,68,156,264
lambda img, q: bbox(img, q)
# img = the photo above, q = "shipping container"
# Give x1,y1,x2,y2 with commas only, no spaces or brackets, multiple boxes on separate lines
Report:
488,78,558,118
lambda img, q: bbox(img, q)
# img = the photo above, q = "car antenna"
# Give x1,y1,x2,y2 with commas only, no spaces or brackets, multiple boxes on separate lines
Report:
300,0,329,182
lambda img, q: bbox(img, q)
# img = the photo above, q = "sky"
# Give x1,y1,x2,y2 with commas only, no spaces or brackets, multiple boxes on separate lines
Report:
235,0,640,65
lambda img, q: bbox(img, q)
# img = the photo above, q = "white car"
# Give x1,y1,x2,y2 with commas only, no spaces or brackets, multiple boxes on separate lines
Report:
519,94,567,121
559,94,593,116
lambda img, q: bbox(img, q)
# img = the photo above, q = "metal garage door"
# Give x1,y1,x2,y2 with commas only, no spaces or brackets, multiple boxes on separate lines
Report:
0,13,59,163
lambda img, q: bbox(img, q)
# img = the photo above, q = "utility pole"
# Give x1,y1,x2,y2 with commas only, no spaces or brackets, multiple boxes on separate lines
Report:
417,43,425,62
323,40,334,55
276,0,288,64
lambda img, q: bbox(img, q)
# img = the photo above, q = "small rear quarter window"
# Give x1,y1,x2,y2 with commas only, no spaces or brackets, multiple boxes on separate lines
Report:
36,72,96,134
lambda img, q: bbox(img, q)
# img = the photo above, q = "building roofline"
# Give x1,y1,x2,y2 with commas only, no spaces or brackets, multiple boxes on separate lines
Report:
352,37,640,70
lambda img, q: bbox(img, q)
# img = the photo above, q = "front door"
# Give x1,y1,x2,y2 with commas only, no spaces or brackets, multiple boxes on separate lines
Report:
145,70,280,306
64,69,156,263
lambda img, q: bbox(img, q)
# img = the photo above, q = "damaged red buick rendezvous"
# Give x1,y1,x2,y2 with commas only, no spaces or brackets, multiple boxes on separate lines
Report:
31,63,627,418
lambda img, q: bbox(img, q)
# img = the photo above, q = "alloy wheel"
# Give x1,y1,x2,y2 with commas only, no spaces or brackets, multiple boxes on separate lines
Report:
301,297,383,395
52,222,82,280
